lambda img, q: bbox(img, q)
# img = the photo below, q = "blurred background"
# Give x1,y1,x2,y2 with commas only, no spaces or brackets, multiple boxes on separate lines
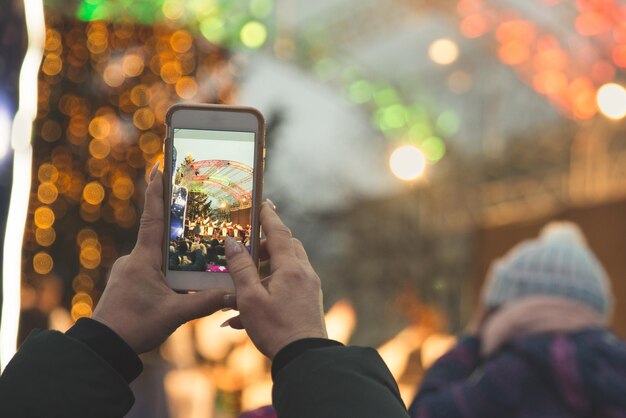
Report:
1,0,626,416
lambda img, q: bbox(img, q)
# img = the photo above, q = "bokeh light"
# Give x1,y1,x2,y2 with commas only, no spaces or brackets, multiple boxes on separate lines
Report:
240,21,267,49
80,245,102,269
429,38,459,66
34,206,55,229
389,145,427,181
33,252,54,275
597,83,626,120
83,181,106,205
38,163,59,183
71,302,93,321
72,274,95,293
35,227,56,247
37,182,59,204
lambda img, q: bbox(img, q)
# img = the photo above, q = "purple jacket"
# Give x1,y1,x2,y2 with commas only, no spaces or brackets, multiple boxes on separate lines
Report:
410,329,626,418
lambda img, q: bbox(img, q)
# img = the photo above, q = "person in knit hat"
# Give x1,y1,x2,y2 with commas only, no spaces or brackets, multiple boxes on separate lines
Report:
408,221,626,418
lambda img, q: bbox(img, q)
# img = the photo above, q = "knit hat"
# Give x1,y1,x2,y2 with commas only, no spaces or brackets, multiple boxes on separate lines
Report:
482,222,613,319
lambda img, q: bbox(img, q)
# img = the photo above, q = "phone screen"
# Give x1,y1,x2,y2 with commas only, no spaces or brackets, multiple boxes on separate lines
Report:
168,128,256,274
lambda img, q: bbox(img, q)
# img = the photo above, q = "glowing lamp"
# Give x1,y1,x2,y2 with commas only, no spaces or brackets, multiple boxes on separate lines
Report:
428,38,459,66
389,145,426,181
597,83,626,120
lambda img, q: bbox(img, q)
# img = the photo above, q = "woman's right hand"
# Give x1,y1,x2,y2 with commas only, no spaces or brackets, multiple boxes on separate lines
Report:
224,200,328,359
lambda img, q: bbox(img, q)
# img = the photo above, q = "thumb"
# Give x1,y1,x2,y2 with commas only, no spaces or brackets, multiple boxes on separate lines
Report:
173,289,230,322
225,237,264,298
135,162,164,258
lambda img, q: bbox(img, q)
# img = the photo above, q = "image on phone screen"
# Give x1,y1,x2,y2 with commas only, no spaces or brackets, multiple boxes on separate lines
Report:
168,128,255,274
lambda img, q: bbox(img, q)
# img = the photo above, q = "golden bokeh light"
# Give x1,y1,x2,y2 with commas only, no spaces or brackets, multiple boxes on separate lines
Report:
130,84,151,107
133,108,156,130
35,227,56,247
87,29,108,54
170,30,193,53
112,177,135,200
71,302,93,322
175,76,198,99
160,61,182,84
88,117,111,139
72,274,95,293
45,28,62,52
33,252,54,275
38,163,59,183
38,182,59,204
89,138,112,159
122,53,145,77
72,292,94,308
389,145,427,181
80,246,102,269
80,202,102,223
55,172,72,194
76,228,98,247
34,206,55,229
83,181,106,205
139,132,163,154
428,38,459,66
41,120,62,142
42,54,63,76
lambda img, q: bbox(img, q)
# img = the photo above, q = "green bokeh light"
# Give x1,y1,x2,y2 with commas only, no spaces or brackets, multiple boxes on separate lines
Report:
385,105,408,129
421,137,446,162
240,21,268,49
374,88,400,107
250,0,273,19
436,110,460,137
349,80,372,104
200,16,225,43
76,0,110,21
408,123,432,143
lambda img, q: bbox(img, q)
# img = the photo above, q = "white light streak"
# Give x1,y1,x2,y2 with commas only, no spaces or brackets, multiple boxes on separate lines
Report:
1,0,45,371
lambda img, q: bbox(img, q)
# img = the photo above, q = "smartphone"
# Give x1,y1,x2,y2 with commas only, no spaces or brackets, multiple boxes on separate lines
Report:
163,104,265,291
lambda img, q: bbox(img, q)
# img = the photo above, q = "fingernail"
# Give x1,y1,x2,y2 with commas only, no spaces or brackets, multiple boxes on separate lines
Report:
266,198,276,211
221,307,233,312
220,319,230,328
224,237,242,256
149,161,160,181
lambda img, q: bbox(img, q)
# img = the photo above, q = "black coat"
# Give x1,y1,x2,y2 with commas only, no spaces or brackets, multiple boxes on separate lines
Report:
0,329,134,418
272,345,410,418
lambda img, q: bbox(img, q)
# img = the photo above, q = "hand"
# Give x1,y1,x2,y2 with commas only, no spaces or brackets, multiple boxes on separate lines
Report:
92,163,229,354
223,201,328,359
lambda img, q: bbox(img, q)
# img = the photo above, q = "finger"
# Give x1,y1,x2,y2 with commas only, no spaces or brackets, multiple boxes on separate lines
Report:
225,237,265,297
223,293,238,310
292,238,309,262
173,288,230,323
223,315,244,330
260,202,296,269
135,162,164,259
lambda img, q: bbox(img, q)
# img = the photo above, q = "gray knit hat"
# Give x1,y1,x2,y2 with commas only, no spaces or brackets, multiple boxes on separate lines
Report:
482,222,613,319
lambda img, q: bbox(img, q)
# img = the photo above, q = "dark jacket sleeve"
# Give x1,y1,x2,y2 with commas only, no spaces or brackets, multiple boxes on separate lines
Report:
272,345,410,418
0,329,135,418
409,337,531,418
